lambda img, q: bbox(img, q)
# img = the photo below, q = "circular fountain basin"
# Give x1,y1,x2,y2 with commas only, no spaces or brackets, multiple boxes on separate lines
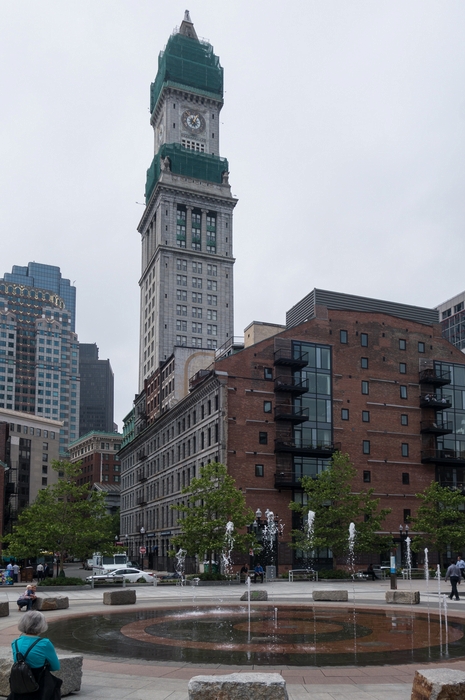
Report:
46,605,465,667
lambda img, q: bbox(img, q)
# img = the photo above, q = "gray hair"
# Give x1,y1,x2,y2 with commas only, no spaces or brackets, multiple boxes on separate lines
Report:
17,611,48,636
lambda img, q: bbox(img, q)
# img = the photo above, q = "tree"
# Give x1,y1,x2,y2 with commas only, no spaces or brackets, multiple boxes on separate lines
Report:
410,481,465,569
2,460,116,572
289,451,391,561
170,462,255,569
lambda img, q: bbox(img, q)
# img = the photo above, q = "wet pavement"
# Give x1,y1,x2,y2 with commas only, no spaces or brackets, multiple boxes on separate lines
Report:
0,576,464,700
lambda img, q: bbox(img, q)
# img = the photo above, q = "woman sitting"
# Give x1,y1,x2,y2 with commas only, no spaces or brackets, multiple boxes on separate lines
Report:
8,611,61,700
17,585,37,612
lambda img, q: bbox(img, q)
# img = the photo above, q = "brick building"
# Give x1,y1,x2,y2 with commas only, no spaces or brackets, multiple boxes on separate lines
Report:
120,290,465,572
68,431,122,487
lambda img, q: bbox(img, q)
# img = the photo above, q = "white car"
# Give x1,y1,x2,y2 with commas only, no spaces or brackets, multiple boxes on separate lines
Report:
86,567,156,583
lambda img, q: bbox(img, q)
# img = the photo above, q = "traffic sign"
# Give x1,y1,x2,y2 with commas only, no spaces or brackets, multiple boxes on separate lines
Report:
139,547,147,554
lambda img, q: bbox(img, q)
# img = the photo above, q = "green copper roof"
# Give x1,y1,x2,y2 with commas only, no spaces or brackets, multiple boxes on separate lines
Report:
150,33,223,113
145,144,228,202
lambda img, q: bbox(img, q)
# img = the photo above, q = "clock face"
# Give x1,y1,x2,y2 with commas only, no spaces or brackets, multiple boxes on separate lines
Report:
182,110,206,133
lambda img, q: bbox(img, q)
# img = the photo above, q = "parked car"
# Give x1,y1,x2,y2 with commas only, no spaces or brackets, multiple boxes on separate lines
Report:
85,567,156,583
84,559,93,570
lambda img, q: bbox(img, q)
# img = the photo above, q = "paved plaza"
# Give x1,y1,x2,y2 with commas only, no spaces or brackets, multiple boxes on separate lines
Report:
1,576,465,700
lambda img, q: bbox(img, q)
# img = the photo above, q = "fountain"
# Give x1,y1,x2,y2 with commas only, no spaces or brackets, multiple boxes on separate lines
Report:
222,521,235,576
174,548,187,584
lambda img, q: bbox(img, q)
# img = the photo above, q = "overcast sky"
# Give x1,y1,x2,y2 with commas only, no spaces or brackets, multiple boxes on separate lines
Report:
1,1,464,429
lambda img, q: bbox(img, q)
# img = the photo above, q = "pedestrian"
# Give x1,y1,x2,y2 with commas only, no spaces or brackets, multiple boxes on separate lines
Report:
12,563,20,584
457,555,465,581
8,610,62,700
43,563,50,579
364,563,379,581
253,563,264,583
240,563,249,583
17,585,37,612
36,563,44,582
445,559,461,601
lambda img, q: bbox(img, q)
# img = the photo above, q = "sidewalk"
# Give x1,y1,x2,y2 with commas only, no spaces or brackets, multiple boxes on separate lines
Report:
0,578,463,700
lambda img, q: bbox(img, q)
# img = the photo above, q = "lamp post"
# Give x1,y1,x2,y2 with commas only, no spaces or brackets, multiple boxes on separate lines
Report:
140,527,146,570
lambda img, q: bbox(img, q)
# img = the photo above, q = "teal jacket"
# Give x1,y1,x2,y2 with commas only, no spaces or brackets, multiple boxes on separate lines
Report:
12,637,60,671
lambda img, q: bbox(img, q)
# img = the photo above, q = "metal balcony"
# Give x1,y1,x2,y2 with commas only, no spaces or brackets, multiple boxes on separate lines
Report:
274,349,309,368
419,393,452,410
136,497,147,506
275,440,339,457
420,419,453,435
419,369,451,386
274,469,304,489
274,405,309,423
421,449,465,466
274,377,309,394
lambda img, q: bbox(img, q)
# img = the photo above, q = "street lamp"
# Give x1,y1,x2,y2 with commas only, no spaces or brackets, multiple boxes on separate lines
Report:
140,527,146,570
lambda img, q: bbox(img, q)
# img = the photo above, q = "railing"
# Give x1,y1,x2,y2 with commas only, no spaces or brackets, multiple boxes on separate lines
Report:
274,349,309,367
420,419,453,434
419,393,452,409
421,448,465,464
274,405,309,422
419,368,451,385
275,440,339,455
274,377,309,393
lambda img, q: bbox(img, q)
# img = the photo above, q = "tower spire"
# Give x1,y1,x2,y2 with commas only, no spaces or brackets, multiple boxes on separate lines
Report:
179,9,198,40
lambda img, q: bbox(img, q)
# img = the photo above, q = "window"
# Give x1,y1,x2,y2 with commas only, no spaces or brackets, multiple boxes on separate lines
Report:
259,432,268,445
360,333,368,347
192,307,202,318
341,408,349,420
206,309,217,320
176,305,187,316
442,308,451,319
192,277,202,288
192,292,202,303
403,509,411,523
399,339,406,350
418,342,425,353
263,401,272,414
207,294,217,306
401,414,408,426
400,385,408,399
399,363,407,374
176,320,187,332
264,368,273,380
255,464,264,477
340,330,348,344
207,279,217,291
177,289,187,301
402,472,410,485
176,275,187,286
207,324,217,336
363,470,371,483
176,335,187,346
176,259,187,271
361,381,369,395
361,357,368,369
192,322,202,334
207,264,217,276
401,443,409,457
362,410,370,422
362,440,370,454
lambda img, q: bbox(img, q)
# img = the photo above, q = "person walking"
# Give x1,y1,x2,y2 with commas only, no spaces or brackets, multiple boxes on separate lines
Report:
457,555,465,581
12,563,20,584
36,564,44,582
8,610,61,700
445,559,461,601
240,564,249,583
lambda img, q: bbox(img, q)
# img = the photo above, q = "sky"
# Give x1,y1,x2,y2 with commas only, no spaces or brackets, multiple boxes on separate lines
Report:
1,1,464,429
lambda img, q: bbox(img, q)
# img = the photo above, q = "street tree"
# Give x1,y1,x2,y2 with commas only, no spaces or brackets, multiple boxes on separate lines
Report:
170,462,255,569
410,480,465,569
3,460,116,572
289,451,391,560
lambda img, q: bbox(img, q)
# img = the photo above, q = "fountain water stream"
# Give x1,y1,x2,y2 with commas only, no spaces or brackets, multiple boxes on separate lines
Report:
222,521,235,576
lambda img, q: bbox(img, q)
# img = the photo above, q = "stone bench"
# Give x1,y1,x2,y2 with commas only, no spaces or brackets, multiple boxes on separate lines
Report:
411,668,465,699
188,673,288,700
313,590,348,602
240,590,268,601
0,602,9,617
103,589,136,605
34,596,69,611
385,590,420,604
0,648,82,697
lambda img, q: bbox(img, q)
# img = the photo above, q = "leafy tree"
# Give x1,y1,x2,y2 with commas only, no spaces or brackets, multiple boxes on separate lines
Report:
2,460,116,572
410,481,465,569
289,451,391,561
170,462,255,569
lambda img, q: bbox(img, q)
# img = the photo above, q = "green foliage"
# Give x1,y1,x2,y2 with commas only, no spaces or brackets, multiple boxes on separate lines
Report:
3,461,117,569
38,577,85,587
317,569,349,579
290,452,391,558
196,571,230,581
170,462,255,565
410,481,465,567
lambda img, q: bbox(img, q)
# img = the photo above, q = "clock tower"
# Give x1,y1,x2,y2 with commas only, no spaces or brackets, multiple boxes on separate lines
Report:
137,11,236,390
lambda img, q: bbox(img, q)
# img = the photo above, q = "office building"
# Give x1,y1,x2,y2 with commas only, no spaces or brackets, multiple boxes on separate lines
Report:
0,263,79,452
79,343,114,435
0,409,62,533
137,11,236,390
68,431,122,487
437,291,465,352
120,290,465,571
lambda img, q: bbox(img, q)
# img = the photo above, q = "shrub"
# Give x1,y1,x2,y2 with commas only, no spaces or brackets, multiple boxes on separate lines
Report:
196,571,229,581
